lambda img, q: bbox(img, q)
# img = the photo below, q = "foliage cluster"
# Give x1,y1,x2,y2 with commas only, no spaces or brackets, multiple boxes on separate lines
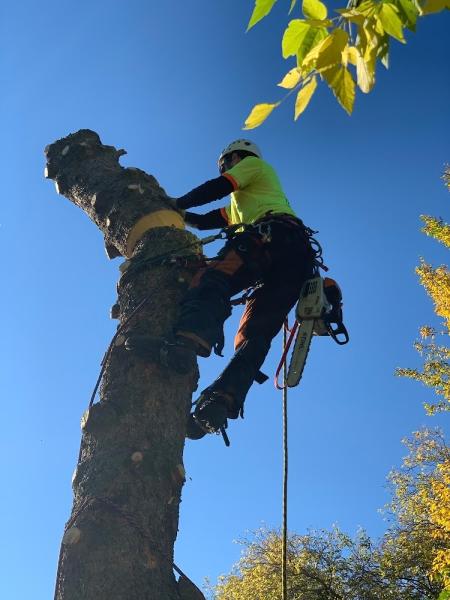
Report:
213,429,448,599
396,205,450,415
382,429,450,596
243,0,450,127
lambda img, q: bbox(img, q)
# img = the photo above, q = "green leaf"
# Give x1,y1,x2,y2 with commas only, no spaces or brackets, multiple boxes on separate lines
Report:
302,0,328,19
297,26,328,66
282,19,311,58
377,3,405,42
243,102,280,129
295,77,317,119
421,0,450,14
323,66,356,114
278,68,302,88
393,0,420,30
247,0,277,31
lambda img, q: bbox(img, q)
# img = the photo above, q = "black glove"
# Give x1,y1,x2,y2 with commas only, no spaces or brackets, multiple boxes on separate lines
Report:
184,212,202,229
165,197,186,218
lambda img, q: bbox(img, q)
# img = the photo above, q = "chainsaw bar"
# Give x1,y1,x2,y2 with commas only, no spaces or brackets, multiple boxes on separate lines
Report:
286,319,314,387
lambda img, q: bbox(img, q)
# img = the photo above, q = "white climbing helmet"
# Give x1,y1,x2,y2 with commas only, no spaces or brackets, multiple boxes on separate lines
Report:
218,139,262,164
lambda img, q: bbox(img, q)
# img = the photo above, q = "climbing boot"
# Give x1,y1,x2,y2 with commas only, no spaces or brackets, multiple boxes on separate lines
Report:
124,334,196,375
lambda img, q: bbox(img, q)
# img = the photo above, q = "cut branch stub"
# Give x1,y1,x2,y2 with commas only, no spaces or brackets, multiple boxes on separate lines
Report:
44,129,185,258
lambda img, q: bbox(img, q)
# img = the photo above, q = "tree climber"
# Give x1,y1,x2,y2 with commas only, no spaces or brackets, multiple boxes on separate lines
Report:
125,139,315,440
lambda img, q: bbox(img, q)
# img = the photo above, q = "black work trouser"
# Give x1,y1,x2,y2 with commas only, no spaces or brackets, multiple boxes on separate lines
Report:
174,219,315,412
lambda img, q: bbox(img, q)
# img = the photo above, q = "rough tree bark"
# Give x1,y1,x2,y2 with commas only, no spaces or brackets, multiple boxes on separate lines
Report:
45,130,204,600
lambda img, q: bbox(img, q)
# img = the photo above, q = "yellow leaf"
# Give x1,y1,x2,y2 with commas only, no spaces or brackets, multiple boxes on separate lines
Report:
342,45,359,66
302,28,348,71
343,46,372,92
337,8,366,24
278,68,302,89
356,52,372,92
243,102,280,129
301,31,331,69
295,77,317,119
323,66,356,114
315,28,349,70
357,24,379,69
302,0,328,19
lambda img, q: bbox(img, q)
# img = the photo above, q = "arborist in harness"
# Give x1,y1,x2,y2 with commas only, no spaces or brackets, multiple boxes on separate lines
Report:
125,139,318,440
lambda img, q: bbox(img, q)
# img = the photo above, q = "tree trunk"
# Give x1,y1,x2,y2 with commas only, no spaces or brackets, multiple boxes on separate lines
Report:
45,130,202,600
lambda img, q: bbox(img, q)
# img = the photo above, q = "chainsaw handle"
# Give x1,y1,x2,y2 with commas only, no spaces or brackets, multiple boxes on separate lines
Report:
326,321,349,345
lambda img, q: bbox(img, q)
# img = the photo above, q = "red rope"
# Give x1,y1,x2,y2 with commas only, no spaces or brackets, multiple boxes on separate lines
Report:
274,320,298,390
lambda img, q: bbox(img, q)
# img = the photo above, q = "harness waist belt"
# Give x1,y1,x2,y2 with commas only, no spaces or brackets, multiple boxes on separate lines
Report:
254,213,305,229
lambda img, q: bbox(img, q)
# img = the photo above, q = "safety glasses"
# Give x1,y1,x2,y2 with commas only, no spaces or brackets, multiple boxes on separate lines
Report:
219,154,233,174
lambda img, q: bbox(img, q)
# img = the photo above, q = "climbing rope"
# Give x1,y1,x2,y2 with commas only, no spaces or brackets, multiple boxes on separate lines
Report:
281,320,290,600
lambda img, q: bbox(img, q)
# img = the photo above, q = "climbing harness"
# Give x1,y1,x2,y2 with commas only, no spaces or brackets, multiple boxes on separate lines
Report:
275,275,349,390
118,226,236,284
249,214,329,274
253,220,272,243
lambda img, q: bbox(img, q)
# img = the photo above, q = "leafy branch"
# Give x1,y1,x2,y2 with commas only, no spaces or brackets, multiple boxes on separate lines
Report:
244,0,450,128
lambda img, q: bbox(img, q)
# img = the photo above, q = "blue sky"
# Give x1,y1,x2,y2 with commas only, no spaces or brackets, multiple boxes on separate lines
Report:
1,1,449,598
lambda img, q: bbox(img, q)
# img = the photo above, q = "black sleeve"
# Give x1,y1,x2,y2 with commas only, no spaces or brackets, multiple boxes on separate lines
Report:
184,209,228,230
176,175,234,210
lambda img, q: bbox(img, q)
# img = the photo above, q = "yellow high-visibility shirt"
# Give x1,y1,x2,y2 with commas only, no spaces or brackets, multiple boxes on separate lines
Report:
222,156,296,225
